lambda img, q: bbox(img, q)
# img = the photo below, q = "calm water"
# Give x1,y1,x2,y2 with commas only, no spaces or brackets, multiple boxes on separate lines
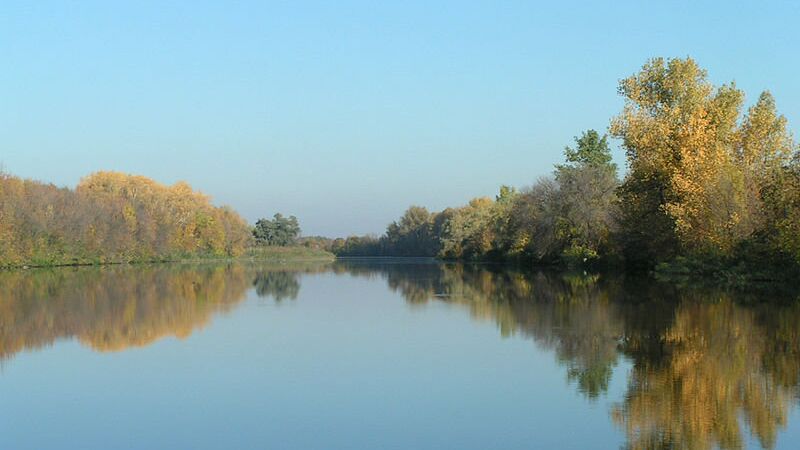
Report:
1,260,799,450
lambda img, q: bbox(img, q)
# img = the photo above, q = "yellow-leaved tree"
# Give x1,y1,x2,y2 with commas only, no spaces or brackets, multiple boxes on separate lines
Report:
612,57,794,263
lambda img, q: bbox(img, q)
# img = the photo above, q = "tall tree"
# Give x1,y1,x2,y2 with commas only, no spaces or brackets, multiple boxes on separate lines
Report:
612,57,797,266
737,92,795,241
554,130,619,264
611,58,747,262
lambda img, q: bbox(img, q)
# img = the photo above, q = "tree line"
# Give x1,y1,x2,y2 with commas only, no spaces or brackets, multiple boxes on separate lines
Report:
0,168,312,267
0,171,257,267
333,57,800,277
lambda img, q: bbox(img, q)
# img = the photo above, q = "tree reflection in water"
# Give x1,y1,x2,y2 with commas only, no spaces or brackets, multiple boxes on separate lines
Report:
0,263,250,358
335,260,800,450
0,262,326,359
252,271,300,301
0,260,798,449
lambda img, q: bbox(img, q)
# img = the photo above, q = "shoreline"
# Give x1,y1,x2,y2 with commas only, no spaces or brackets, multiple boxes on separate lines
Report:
0,246,336,271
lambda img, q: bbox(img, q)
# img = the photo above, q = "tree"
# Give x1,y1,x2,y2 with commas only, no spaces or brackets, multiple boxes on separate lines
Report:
611,58,742,262
762,157,800,264
385,206,438,256
438,197,495,259
508,177,561,261
490,185,519,255
563,130,613,167
611,57,796,267
253,213,301,246
737,92,795,249
554,130,619,264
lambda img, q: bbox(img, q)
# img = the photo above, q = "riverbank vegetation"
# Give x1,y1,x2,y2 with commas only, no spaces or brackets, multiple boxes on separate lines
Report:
333,57,800,280
253,213,301,246
0,168,338,268
242,245,335,262
3,57,799,278
0,171,254,267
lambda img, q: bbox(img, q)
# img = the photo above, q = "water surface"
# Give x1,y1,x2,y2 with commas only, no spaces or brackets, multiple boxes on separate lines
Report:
1,260,799,449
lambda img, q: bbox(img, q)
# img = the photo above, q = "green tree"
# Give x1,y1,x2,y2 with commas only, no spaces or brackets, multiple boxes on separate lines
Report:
563,130,613,167
253,213,301,246
385,206,439,256
554,130,619,265
438,197,495,259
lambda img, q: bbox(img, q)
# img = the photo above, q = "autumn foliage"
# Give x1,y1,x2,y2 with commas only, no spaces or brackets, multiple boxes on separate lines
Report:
0,171,251,267
612,58,795,265
3,57,800,275
335,57,800,277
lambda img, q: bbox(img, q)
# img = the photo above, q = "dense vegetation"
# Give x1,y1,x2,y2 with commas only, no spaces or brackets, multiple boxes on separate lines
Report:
253,213,301,246
0,171,253,267
334,57,800,278
4,56,799,277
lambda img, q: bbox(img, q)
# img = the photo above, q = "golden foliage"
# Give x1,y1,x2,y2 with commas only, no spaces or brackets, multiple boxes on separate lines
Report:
612,58,794,258
0,264,251,359
338,261,800,449
0,170,252,266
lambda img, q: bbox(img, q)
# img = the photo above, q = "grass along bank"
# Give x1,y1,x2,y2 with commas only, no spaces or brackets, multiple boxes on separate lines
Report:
1,246,335,270
241,246,335,262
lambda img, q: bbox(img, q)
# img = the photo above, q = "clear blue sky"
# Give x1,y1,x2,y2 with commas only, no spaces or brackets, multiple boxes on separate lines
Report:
2,1,799,236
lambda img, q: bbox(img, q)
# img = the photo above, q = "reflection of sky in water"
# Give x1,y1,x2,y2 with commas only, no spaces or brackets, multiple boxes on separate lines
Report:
0,262,798,449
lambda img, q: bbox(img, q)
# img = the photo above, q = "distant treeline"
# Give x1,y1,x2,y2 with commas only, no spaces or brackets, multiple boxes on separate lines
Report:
0,171,253,267
333,57,800,277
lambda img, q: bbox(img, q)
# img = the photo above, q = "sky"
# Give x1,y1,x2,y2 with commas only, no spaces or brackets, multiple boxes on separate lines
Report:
2,1,800,236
